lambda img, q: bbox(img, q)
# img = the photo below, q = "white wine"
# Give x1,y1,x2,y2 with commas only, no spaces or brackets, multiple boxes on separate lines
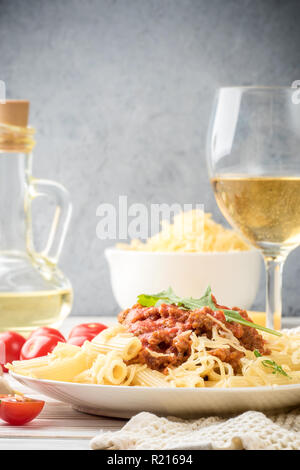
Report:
0,289,72,335
211,176,300,253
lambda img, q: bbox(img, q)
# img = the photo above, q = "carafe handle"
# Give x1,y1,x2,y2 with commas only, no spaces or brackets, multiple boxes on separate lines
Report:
29,178,72,265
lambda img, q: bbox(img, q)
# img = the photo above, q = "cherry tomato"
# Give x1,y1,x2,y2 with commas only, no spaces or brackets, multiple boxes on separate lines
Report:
28,327,65,343
0,395,44,425
0,332,26,372
68,323,107,341
68,334,96,347
20,334,65,360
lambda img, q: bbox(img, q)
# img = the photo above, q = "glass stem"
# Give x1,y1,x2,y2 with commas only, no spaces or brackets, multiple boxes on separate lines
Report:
264,256,284,329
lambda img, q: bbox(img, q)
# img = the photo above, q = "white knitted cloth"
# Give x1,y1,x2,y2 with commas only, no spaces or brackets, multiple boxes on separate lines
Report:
91,409,300,450
91,327,300,450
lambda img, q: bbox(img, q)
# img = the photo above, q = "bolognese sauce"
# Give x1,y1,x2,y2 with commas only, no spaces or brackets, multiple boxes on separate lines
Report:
118,300,270,372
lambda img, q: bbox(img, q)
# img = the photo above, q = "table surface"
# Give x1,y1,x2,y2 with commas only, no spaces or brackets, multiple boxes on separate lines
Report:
0,315,299,450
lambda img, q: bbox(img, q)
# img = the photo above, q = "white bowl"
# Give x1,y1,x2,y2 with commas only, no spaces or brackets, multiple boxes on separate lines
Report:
105,248,261,310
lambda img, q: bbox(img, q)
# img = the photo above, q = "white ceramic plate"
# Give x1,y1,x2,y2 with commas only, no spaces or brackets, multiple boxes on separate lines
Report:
10,372,300,418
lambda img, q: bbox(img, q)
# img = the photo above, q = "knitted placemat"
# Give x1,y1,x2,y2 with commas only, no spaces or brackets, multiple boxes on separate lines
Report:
90,408,300,450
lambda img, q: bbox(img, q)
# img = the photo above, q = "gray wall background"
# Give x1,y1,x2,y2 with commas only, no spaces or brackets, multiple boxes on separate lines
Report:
1,0,300,317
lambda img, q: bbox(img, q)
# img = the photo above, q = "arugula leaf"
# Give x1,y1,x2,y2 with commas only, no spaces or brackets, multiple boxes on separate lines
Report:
137,286,282,337
253,350,291,378
137,287,184,308
221,309,281,337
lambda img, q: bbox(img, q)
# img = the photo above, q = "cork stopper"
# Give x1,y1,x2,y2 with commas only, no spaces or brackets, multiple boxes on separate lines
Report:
0,100,29,127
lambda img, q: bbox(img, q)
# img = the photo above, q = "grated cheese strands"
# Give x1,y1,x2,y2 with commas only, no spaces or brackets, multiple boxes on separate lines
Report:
117,210,250,252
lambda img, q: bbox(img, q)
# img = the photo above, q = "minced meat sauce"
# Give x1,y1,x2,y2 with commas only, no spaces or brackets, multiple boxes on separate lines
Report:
118,299,270,373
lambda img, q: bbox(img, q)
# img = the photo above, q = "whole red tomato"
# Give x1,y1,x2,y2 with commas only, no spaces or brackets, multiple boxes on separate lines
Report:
29,327,65,343
68,334,96,347
20,334,65,360
0,332,26,372
68,323,107,342
0,395,44,425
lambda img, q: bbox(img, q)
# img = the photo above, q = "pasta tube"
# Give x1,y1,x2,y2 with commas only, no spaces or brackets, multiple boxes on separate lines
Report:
11,352,91,382
7,355,50,372
132,368,169,387
103,352,127,384
90,351,127,385
91,331,141,361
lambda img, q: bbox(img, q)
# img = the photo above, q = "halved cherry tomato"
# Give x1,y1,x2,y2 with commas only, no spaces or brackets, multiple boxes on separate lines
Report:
68,323,107,341
28,327,66,343
0,395,44,425
68,334,96,347
20,334,65,360
0,332,26,372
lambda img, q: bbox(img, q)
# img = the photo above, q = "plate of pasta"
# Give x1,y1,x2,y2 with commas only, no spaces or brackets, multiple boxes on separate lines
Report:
8,287,300,418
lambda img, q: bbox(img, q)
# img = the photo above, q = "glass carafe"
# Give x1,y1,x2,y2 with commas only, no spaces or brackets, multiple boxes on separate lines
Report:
0,100,73,334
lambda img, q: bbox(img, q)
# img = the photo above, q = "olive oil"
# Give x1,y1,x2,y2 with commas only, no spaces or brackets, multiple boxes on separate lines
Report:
0,289,72,335
211,176,300,253
0,102,73,334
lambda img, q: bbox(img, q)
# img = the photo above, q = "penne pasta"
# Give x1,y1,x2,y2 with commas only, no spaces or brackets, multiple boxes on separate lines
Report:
7,355,50,372
102,351,127,385
50,342,82,360
91,333,142,361
132,368,169,387
93,324,126,343
12,351,92,382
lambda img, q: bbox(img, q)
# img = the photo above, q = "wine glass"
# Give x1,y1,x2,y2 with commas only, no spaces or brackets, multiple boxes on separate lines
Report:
206,86,300,329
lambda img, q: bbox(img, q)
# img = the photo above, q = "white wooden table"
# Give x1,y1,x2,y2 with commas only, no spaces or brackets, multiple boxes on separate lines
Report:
0,315,299,450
